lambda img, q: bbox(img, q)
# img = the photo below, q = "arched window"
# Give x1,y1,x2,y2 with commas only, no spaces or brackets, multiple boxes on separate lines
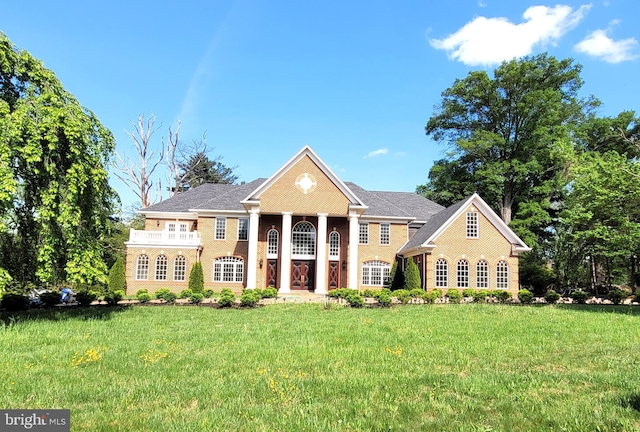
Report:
173,256,187,282
135,254,149,280
456,259,469,288
213,257,244,283
329,231,340,260
292,221,316,258
476,260,489,289
154,255,168,280
362,260,391,286
267,229,279,259
496,260,509,289
435,258,448,288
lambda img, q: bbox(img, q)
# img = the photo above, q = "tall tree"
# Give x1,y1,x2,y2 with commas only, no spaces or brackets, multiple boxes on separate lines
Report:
176,149,238,191
422,53,596,249
0,33,116,286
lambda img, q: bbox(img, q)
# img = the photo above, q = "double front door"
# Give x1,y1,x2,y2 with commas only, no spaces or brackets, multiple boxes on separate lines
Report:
291,260,315,291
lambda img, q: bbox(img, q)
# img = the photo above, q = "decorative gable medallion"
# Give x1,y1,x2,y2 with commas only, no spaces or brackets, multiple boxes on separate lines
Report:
295,173,317,194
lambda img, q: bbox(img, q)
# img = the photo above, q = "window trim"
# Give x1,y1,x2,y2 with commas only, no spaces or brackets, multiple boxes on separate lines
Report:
215,217,226,240
237,218,248,241
361,260,391,286
154,255,168,281
329,231,340,261
135,254,149,280
267,229,279,259
380,223,390,245
476,259,489,289
173,255,187,282
291,221,316,259
213,256,244,283
456,259,469,289
359,223,369,245
466,211,479,238
496,260,509,289
435,258,448,288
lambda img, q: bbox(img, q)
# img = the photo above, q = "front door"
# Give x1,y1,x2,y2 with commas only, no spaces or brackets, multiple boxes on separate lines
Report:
292,260,315,291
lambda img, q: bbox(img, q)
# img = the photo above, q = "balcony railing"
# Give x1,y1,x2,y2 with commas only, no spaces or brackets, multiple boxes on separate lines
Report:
127,229,202,246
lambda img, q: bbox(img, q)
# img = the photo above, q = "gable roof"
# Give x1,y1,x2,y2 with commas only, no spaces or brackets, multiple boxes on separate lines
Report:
399,193,531,255
242,145,366,208
345,183,444,220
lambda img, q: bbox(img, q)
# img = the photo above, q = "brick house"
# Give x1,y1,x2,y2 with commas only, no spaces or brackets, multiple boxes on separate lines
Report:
125,146,530,295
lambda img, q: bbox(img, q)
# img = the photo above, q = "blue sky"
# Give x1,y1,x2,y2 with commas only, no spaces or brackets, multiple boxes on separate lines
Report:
2,1,639,209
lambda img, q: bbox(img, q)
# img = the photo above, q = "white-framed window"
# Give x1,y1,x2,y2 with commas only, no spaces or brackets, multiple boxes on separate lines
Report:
267,229,279,259
329,231,340,260
456,259,469,288
135,254,149,280
215,218,226,240
435,258,448,288
496,260,509,289
167,222,189,240
173,256,186,282
380,223,390,245
362,260,391,286
476,260,489,289
238,218,248,241
359,223,369,245
213,256,244,283
155,255,168,280
466,211,479,238
292,221,316,258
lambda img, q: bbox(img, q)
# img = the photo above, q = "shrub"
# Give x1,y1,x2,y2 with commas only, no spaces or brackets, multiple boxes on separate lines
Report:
188,261,204,294
609,288,626,305
263,287,278,298
462,288,475,298
377,293,392,307
518,289,533,304
75,290,97,306
155,289,176,303
544,289,561,304
203,289,215,298
571,289,588,304
155,288,171,300
328,288,351,299
1,293,30,311
240,289,261,307
137,293,151,303
394,289,411,304
633,291,640,303
494,290,512,303
136,289,148,296
387,261,404,291
179,289,194,299
346,293,364,308
104,290,124,306
409,289,425,300
108,257,126,293
424,289,442,304
189,293,204,304
218,289,236,307
446,288,462,303
39,291,61,308
403,259,421,290
362,289,377,298
472,290,489,303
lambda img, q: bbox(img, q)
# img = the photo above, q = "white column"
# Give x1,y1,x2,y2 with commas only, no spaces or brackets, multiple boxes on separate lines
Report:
246,208,260,289
280,212,293,293
348,214,359,289
315,213,328,294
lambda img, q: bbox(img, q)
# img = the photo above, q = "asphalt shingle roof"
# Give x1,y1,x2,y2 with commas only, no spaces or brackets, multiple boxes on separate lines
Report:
142,178,445,221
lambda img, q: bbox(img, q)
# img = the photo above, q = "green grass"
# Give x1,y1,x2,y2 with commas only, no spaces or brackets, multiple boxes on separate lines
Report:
2,304,640,431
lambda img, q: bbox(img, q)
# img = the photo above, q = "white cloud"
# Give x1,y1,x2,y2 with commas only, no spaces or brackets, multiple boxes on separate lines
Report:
430,4,591,66
365,148,388,158
574,25,638,63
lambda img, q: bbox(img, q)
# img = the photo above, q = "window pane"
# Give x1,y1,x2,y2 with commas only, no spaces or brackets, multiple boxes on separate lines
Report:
380,223,390,245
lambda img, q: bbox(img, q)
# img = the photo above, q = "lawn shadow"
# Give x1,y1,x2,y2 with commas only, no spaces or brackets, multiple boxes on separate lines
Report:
0,305,131,326
554,303,640,316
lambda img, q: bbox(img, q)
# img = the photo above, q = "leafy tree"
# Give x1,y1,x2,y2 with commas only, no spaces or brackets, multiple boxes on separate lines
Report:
176,150,238,191
188,261,204,293
0,33,116,285
108,257,127,293
403,259,422,290
559,150,640,290
422,53,597,249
